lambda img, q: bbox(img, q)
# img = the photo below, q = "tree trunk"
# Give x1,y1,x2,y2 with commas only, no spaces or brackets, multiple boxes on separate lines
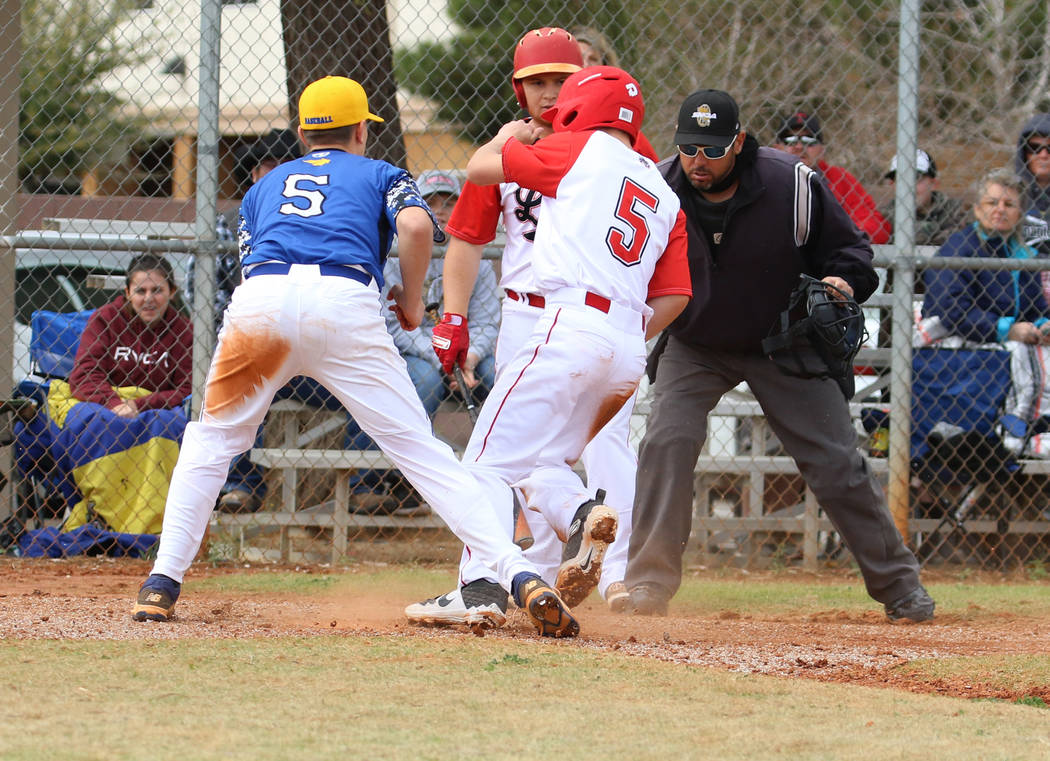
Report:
279,0,406,167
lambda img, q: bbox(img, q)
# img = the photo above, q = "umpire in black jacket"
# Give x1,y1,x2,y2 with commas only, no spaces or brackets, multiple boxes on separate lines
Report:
624,90,935,621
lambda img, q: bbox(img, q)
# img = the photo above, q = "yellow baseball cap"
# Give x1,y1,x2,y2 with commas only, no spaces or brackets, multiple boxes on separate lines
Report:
298,76,384,130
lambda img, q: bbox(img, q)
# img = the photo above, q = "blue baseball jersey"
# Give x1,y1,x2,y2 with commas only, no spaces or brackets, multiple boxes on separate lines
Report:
237,148,430,288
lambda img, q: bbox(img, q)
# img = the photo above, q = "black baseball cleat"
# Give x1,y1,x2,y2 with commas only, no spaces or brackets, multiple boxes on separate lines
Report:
132,574,181,622
626,584,670,616
885,585,935,622
555,489,617,607
513,573,579,638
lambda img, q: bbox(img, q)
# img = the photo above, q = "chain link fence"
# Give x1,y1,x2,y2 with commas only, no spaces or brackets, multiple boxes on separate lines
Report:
1,0,1050,571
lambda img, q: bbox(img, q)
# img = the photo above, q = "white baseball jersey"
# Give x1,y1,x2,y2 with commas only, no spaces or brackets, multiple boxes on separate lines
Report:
446,179,542,294
502,130,689,320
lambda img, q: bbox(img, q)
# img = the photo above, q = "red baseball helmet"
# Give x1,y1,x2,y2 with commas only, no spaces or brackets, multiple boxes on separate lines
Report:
542,66,645,144
510,27,583,110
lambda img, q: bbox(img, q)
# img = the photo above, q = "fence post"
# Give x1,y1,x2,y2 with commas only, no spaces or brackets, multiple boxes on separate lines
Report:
887,0,922,541
192,0,223,417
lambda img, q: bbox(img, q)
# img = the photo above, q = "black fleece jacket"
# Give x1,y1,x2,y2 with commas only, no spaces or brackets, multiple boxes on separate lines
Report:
660,135,878,353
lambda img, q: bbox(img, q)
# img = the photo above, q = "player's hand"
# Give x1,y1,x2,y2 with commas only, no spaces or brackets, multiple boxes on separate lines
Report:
821,276,853,301
387,284,425,331
496,119,541,146
449,352,480,391
432,312,469,373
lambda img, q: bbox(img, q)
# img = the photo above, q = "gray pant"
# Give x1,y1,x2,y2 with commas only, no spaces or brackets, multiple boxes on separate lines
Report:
625,335,922,604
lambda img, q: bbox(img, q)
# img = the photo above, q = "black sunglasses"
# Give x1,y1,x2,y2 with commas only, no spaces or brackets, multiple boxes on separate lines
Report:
677,141,735,159
1027,141,1050,156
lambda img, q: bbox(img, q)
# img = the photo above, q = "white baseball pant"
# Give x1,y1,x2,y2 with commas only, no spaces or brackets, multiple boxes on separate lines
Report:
456,288,645,593
150,264,539,590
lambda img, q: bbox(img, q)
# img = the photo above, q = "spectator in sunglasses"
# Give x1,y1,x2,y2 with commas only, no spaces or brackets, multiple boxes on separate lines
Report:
1014,114,1050,258
773,111,890,245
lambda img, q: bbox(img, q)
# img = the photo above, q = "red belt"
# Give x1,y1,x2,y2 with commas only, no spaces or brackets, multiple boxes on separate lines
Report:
504,289,545,308
505,288,611,314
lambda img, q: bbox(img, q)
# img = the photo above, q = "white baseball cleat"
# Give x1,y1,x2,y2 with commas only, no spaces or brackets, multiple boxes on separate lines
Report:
556,490,618,607
404,579,508,629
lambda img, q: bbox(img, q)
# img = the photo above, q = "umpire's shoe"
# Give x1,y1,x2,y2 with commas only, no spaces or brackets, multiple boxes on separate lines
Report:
403,579,508,629
132,573,181,622
885,585,935,622
555,490,617,607
513,572,579,638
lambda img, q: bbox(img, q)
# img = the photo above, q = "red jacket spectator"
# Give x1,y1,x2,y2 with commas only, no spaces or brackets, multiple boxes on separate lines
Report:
817,159,891,244
774,111,890,244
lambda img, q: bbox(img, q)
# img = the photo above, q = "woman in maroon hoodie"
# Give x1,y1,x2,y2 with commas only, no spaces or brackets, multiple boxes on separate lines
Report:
69,254,192,413
47,254,194,536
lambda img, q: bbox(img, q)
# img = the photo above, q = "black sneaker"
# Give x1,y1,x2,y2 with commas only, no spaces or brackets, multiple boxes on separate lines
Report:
132,574,181,622
512,572,579,638
885,585,935,622
627,584,670,616
555,490,617,607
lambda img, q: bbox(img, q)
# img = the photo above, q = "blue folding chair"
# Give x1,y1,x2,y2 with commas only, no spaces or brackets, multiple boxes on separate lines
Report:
909,347,1018,563
0,310,95,550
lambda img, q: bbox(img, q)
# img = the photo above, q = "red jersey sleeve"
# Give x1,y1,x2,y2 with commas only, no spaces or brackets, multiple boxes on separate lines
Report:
445,181,503,245
634,131,661,163
501,132,590,198
647,210,693,299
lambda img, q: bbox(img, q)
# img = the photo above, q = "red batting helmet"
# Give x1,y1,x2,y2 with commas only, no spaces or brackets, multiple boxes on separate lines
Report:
510,27,583,110
542,66,645,144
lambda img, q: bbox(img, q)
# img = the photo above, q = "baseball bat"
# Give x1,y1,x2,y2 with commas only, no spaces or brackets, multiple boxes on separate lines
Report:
452,360,533,550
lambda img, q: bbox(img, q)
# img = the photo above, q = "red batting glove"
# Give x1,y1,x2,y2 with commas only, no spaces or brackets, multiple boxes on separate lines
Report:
431,312,469,374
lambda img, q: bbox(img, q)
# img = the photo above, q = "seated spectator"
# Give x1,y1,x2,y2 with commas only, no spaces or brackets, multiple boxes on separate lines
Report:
383,169,499,413
920,168,1048,345
17,254,192,537
334,171,501,514
881,148,967,247
773,111,890,244
918,168,1050,455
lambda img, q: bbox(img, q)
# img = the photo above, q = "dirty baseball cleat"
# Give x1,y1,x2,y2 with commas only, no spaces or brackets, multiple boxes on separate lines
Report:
627,584,670,616
555,489,617,607
885,585,935,622
605,581,630,613
512,572,579,638
404,579,508,629
132,573,181,622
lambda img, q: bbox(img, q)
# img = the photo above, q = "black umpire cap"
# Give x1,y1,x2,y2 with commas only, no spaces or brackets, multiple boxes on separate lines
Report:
674,90,741,148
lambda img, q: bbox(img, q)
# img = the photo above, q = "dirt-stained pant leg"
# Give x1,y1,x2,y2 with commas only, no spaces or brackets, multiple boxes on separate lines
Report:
152,276,305,582
626,337,738,597
741,354,922,604
460,299,639,591
463,302,645,570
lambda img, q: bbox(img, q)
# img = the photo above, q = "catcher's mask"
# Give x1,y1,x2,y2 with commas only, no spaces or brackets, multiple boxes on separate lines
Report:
761,274,867,399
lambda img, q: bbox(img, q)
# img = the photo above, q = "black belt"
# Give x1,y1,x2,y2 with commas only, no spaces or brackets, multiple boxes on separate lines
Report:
245,262,372,286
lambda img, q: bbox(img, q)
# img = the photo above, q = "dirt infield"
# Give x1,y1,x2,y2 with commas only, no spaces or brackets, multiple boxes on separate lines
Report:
3,558,1048,703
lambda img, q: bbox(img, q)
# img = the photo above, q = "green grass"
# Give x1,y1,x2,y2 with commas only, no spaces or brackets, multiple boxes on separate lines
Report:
1,636,1046,761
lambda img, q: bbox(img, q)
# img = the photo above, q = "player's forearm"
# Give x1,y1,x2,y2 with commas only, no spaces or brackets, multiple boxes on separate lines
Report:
443,238,483,316
645,294,690,340
466,139,509,186
395,207,434,301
